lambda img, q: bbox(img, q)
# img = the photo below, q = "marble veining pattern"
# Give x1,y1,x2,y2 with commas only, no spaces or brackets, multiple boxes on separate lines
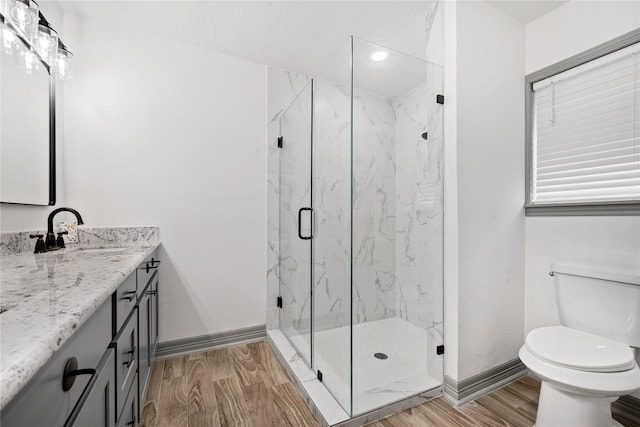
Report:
0,228,160,409
0,226,159,256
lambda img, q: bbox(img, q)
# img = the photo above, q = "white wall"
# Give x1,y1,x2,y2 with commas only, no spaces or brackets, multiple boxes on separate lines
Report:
454,0,526,380
524,1,640,332
62,13,267,342
443,0,460,382
0,1,67,232
526,0,640,74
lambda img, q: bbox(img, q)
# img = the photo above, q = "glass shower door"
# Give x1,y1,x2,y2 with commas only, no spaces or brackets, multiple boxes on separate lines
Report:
279,80,314,366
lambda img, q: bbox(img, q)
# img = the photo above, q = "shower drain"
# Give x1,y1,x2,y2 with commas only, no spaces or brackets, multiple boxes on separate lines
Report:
373,352,388,360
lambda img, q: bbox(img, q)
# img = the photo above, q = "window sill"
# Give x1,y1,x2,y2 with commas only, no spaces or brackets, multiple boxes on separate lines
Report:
525,202,640,217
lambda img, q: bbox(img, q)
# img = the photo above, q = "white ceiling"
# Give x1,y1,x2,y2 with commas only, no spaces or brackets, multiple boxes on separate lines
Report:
58,1,434,79
485,0,568,24
56,0,568,97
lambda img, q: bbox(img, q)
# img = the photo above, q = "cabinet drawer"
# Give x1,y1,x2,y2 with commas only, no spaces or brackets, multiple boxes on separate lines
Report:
1,300,111,427
116,376,138,427
66,348,115,427
114,308,137,422
113,273,137,336
136,250,159,297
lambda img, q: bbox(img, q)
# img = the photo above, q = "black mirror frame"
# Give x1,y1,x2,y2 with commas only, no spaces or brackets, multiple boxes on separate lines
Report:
48,72,56,205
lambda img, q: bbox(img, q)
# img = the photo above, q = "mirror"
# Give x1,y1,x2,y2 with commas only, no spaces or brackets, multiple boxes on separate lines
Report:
0,34,55,205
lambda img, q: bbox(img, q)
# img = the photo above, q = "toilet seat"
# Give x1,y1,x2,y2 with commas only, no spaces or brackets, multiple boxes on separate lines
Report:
525,326,636,373
519,345,640,396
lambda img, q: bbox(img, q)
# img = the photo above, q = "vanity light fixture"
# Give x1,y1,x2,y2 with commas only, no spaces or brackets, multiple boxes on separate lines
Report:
0,1,71,80
371,51,388,62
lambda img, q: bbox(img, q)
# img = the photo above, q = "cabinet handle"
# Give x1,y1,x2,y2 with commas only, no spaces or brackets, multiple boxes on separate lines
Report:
122,346,137,369
62,357,96,392
145,261,160,274
148,290,157,296
121,290,136,302
126,417,136,426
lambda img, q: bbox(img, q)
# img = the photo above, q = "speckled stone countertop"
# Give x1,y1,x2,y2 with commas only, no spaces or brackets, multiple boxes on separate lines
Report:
0,237,160,409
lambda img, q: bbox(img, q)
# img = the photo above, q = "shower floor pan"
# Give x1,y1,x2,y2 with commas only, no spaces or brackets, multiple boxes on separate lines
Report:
288,317,441,416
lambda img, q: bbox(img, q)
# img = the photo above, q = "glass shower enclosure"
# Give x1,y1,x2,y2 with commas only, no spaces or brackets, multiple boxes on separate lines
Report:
276,36,444,418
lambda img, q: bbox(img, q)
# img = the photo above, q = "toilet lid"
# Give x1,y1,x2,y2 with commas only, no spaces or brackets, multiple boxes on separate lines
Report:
525,326,636,373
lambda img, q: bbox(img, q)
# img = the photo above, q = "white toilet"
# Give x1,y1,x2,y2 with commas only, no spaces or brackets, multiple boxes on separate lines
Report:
519,262,640,427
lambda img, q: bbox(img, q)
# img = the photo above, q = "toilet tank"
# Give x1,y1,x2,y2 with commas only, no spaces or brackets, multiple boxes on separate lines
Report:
552,262,640,347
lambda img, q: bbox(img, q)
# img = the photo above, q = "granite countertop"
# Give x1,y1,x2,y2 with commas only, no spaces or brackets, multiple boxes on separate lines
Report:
0,240,160,410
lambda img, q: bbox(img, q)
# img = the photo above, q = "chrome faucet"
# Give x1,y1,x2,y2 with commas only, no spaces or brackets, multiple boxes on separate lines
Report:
46,207,84,250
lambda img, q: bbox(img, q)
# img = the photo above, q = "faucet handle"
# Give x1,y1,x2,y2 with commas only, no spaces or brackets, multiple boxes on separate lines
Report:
30,235,47,254
56,231,68,249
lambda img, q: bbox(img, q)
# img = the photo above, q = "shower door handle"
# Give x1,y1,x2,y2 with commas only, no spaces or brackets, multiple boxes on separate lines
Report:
298,207,313,240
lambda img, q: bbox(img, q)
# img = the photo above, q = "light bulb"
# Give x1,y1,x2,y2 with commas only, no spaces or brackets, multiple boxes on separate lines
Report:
55,40,72,80
23,48,39,73
1,25,16,54
35,22,56,64
56,55,68,79
370,51,388,62
9,1,29,28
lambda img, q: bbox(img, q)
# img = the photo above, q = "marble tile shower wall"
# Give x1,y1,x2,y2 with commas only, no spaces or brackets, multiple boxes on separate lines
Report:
394,71,444,382
351,90,397,325
312,78,352,331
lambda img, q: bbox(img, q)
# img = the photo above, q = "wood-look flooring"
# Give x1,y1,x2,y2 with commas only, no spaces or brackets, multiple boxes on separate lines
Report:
140,341,638,427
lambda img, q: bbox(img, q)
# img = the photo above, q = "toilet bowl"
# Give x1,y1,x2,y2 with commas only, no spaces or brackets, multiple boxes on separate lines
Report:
520,263,640,427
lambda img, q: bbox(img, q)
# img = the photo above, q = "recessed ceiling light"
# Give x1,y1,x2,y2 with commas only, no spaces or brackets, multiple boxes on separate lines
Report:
370,51,388,62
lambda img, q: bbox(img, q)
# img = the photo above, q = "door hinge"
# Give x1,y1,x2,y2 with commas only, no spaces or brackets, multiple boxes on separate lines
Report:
277,296,283,309
317,370,323,382
436,345,445,355
277,136,283,148
436,94,445,105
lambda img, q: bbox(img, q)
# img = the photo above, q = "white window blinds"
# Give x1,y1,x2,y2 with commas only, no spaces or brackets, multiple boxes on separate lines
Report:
531,44,640,205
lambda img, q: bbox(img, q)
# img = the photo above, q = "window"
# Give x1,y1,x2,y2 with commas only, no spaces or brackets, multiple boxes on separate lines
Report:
525,31,640,216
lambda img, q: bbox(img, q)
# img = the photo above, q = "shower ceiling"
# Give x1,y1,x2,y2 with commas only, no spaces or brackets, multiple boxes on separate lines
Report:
57,1,433,77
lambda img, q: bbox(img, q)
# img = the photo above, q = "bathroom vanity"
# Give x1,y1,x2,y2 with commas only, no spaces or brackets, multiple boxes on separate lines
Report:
0,233,160,427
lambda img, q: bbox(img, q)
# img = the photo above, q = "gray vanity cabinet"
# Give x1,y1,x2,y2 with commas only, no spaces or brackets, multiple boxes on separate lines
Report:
1,248,160,427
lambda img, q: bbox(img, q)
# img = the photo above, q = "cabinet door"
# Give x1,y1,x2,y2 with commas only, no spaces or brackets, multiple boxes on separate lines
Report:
116,377,138,427
150,274,159,355
137,288,151,418
67,349,115,427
